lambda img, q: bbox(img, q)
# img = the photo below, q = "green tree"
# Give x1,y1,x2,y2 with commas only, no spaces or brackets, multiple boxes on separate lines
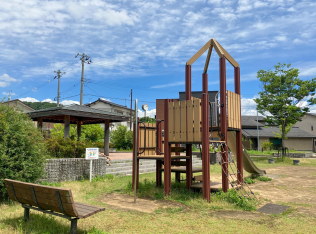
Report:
254,63,316,157
140,116,156,123
23,102,61,110
0,104,48,198
50,123,104,142
110,125,133,150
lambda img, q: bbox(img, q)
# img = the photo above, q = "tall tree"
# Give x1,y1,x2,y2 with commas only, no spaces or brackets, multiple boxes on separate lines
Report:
254,63,316,155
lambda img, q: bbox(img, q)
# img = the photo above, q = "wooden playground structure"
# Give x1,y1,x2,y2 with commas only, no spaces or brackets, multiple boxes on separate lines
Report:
132,39,251,202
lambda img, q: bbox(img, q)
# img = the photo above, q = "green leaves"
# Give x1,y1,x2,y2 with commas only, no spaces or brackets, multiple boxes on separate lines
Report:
254,63,316,147
0,103,48,198
110,125,133,150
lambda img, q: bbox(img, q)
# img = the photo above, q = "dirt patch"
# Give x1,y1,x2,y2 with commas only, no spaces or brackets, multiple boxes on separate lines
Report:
249,166,316,217
99,193,184,213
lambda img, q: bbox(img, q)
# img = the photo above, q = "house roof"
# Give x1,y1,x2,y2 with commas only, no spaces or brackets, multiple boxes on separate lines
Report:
2,99,35,111
86,98,133,111
241,116,264,128
307,113,316,117
242,127,316,138
28,104,130,124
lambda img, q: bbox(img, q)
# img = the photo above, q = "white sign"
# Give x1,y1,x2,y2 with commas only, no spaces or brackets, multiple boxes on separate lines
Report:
85,148,99,160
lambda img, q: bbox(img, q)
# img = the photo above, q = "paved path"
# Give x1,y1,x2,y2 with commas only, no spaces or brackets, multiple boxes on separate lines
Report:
109,152,133,160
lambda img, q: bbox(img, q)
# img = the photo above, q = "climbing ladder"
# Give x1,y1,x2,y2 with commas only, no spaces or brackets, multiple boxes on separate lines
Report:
213,142,257,200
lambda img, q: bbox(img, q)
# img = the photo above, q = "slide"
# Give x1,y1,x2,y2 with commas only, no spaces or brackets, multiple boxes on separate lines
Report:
227,131,266,175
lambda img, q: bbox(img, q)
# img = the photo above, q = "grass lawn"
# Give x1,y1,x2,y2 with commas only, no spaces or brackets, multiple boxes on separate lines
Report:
1,158,316,233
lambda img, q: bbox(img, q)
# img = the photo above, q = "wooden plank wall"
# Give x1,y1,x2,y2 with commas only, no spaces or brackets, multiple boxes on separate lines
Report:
168,97,201,143
139,123,156,156
227,90,241,129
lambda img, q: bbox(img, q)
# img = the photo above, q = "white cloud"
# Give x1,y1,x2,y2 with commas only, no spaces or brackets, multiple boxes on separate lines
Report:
42,98,56,103
274,35,287,42
0,74,18,87
138,108,156,118
60,100,80,106
19,97,39,102
151,81,184,89
100,98,111,102
2,91,16,96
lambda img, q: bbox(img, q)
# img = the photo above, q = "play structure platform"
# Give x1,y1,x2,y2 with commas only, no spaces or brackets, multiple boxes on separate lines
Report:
132,38,265,202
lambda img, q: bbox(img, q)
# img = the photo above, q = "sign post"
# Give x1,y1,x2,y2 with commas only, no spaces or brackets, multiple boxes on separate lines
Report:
86,148,99,182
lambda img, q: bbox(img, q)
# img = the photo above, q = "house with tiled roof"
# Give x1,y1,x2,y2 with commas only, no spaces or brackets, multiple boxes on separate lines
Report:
241,115,316,152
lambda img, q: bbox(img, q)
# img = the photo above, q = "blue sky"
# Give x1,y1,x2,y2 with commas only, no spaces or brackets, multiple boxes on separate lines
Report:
1,0,316,117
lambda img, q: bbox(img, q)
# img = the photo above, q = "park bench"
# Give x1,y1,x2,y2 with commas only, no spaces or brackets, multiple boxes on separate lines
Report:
4,179,105,234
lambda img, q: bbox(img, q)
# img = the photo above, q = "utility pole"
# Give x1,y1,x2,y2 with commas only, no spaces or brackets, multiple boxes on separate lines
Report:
76,53,92,105
54,70,66,107
8,90,12,101
130,89,133,130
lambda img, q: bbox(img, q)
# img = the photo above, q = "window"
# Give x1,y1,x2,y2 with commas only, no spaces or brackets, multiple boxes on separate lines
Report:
312,126,314,131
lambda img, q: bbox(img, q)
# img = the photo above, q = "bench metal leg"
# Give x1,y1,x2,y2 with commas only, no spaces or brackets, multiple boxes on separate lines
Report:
70,218,78,234
24,207,30,221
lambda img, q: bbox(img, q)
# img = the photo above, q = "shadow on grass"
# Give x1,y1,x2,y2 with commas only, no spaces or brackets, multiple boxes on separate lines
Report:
2,213,102,234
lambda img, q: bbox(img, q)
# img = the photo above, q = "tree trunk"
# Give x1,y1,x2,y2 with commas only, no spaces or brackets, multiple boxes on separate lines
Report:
281,124,286,160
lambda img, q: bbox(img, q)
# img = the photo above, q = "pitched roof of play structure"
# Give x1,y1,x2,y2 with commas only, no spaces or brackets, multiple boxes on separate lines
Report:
242,127,316,138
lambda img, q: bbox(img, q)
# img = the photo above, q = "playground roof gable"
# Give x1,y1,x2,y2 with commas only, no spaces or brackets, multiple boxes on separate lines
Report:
186,38,239,69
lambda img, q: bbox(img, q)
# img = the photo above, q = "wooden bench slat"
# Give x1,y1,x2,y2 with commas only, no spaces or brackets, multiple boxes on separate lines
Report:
75,202,104,211
5,180,71,197
5,184,72,203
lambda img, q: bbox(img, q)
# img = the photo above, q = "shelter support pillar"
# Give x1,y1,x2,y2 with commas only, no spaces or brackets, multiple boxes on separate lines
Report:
64,115,70,138
220,58,229,192
202,73,210,202
104,120,110,156
234,67,243,183
185,65,193,190
164,99,171,195
37,118,43,131
77,119,81,140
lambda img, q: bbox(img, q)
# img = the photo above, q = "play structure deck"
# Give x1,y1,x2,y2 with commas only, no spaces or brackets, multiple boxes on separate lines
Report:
132,38,265,202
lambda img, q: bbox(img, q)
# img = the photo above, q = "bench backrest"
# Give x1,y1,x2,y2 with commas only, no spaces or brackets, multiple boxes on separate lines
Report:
4,179,78,217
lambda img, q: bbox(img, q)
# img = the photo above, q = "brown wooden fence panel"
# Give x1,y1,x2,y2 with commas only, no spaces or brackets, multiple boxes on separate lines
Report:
227,90,241,130
193,99,201,142
180,100,187,142
174,101,181,142
187,100,194,142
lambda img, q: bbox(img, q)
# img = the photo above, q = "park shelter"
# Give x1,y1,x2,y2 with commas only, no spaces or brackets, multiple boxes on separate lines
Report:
28,104,130,155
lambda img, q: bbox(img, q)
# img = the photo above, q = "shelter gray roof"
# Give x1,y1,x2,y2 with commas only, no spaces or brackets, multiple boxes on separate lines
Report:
28,104,130,124
242,127,316,138
241,116,264,128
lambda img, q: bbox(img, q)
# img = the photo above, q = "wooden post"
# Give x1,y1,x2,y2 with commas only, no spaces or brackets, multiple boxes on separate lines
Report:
234,67,243,184
185,65,193,190
64,115,70,138
156,120,163,187
220,57,229,192
77,119,81,140
104,120,110,156
37,117,43,131
164,99,171,195
202,73,210,202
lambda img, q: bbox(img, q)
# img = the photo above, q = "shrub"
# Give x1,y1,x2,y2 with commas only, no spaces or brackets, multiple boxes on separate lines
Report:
110,125,133,150
0,104,48,198
46,136,87,158
50,123,104,142
261,140,273,151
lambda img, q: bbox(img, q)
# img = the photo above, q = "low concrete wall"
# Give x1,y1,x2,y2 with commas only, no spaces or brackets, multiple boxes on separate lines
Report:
273,152,313,158
42,158,108,183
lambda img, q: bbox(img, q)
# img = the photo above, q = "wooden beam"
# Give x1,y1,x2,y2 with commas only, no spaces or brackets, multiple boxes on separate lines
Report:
211,39,224,58
186,39,212,65
203,45,213,74
216,41,239,68
104,120,110,156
